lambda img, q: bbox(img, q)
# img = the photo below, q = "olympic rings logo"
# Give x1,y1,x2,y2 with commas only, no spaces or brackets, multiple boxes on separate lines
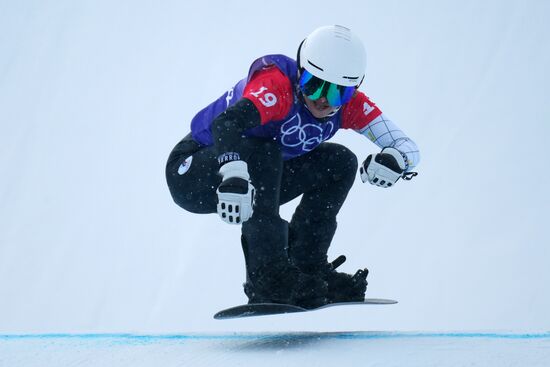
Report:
280,114,334,153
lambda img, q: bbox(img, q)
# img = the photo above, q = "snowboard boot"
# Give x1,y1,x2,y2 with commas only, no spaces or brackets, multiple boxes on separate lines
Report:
240,215,328,309
288,216,368,304
242,258,329,309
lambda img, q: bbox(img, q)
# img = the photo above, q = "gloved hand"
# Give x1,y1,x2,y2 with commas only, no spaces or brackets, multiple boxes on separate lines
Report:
216,160,255,224
360,147,407,188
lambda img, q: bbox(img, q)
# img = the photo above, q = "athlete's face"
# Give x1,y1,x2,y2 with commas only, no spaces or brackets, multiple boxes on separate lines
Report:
302,94,339,119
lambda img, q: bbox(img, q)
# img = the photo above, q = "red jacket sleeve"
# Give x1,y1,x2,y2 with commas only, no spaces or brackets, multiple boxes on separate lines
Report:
341,91,383,130
242,66,293,124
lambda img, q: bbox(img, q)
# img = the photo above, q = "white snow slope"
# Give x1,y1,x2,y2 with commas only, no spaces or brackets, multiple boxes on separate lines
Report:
1,2,550,362
1,332,550,367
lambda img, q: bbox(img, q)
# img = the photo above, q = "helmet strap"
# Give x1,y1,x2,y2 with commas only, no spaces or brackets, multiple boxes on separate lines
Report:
357,75,365,88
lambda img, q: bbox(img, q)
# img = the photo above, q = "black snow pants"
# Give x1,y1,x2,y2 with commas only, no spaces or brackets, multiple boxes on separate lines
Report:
165,133,358,273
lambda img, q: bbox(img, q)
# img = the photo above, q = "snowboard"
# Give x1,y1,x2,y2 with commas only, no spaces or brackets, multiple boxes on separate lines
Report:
214,298,397,320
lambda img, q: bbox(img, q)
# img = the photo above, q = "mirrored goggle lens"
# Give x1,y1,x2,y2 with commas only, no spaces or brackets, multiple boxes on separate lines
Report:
299,69,356,107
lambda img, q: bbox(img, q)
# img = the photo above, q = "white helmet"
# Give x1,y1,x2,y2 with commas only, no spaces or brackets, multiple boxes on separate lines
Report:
298,25,366,87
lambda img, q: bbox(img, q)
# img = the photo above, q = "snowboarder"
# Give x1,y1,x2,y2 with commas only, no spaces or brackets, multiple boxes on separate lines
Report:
166,25,420,309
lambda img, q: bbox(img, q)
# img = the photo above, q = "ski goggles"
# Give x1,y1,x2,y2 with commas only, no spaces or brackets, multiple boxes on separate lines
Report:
299,69,357,107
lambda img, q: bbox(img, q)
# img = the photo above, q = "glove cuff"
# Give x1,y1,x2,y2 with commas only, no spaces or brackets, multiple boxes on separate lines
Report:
219,160,250,181
217,152,241,166
381,147,408,171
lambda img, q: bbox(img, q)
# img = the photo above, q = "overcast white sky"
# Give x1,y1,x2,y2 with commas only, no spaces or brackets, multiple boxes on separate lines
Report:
0,0,549,334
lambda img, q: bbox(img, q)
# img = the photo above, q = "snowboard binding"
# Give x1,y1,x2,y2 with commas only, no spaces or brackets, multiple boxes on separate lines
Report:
325,255,369,304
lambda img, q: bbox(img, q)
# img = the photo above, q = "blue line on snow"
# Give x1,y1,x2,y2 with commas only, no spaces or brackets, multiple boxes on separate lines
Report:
1,332,550,341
